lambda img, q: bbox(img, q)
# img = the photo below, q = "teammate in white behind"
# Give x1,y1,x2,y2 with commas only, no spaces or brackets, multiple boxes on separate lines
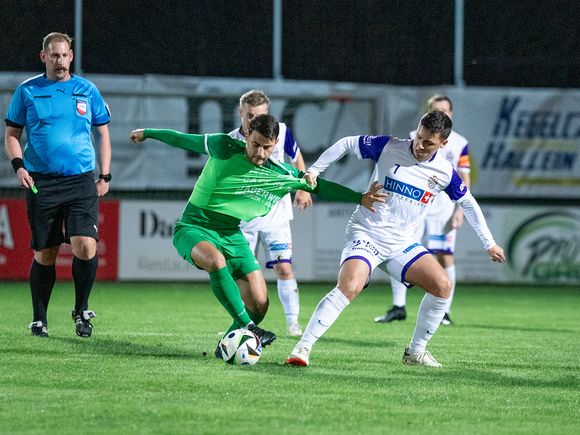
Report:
287,110,505,367
229,90,312,337
220,328,262,365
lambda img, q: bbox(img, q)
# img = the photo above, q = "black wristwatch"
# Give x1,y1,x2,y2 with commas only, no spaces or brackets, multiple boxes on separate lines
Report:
99,173,112,182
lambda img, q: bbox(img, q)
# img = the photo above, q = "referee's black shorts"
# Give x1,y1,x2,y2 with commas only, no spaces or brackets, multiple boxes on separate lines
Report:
26,172,99,250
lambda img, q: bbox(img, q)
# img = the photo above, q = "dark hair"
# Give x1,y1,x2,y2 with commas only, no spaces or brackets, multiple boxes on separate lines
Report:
239,90,270,109
248,114,279,140
43,32,73,51
427,94,452,112
419,110,452,141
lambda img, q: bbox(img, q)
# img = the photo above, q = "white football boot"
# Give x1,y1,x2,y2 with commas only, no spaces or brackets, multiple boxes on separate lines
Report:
287,322,303,336
402,347,442,367
286,345,311,366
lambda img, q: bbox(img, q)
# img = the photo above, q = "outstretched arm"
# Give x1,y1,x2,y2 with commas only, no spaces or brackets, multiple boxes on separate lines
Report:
130,128,209,154
307,178,387,213
457,191,505,263
307,136,361,178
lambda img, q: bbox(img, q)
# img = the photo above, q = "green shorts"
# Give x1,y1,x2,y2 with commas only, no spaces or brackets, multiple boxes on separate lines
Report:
173,221,261,280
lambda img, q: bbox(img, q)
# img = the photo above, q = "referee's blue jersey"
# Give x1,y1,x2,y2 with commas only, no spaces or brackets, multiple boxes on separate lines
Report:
5,73,110,176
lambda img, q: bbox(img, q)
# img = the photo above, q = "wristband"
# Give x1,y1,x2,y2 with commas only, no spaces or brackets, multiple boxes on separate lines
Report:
11,157,25,173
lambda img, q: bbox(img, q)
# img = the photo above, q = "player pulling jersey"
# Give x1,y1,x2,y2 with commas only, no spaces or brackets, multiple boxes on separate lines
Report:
308,135,494,285
287,111,504,368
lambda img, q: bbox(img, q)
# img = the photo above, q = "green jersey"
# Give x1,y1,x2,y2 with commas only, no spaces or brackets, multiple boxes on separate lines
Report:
144,129,362,227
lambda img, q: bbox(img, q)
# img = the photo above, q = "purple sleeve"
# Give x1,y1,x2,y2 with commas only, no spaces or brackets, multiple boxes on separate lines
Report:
357,135,391,163
444,169,468,201
284,127,299,160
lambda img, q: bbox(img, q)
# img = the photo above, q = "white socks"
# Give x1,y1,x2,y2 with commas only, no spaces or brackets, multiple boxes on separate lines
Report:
277,278,299,325
391,277,407,307
296,287,350,349
443,265,456,313
296,284,449,356
408,292,447,354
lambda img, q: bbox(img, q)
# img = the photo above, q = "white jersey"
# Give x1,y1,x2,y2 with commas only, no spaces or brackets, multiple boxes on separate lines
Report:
410,129,470,217
309,135,495,251
228,122,300,228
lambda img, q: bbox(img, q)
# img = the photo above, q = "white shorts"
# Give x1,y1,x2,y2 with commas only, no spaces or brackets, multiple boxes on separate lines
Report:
421,218,457,255
241,219,292,269
340,228,430,288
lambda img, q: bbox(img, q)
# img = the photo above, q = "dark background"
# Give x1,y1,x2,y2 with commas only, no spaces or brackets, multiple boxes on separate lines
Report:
1,0,579,87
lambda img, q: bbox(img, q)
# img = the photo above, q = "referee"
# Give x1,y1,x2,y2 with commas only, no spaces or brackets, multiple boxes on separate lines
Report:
4,32,111,338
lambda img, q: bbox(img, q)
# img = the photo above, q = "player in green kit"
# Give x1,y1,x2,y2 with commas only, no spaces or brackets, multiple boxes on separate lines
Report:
130,114,386,358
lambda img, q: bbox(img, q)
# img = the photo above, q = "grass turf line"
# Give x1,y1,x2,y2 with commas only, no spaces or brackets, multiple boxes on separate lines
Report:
0,282,578,434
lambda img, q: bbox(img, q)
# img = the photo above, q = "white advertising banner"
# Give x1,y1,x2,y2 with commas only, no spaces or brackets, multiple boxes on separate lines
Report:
302,203,580,285
117,199,389,283
455,205,580,285
117,198,322,282
117,199,579,285
451,88,580,199
385,86,580,199
118,200,208,280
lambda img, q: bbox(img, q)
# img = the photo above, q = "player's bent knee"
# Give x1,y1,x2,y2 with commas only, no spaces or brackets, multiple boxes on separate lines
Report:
433,276,453,299
253,296,269,314
276,269,294,280
273,262,293,280
191,242,227,272
336,284,362,302
191,252,226,272
259,299,270,314
205,260,227,272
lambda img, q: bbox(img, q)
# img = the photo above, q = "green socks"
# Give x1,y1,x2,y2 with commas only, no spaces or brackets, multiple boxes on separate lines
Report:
209,267,252,327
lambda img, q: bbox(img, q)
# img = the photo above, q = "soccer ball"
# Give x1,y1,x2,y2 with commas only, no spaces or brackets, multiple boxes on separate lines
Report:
219,328,262,365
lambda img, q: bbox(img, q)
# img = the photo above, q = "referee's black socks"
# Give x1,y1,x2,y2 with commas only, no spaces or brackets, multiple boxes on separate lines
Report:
72,255,98,312
30,260,56,325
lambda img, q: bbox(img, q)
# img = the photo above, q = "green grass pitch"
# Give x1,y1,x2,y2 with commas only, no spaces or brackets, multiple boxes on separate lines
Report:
1,281,578,434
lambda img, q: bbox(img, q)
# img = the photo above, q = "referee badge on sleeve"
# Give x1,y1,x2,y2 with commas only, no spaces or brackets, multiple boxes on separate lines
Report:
76,100,87,115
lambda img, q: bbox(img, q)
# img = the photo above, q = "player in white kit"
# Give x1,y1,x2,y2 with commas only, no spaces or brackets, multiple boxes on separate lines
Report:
229,90,312,336
287,110,505,367
375,95,470,326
